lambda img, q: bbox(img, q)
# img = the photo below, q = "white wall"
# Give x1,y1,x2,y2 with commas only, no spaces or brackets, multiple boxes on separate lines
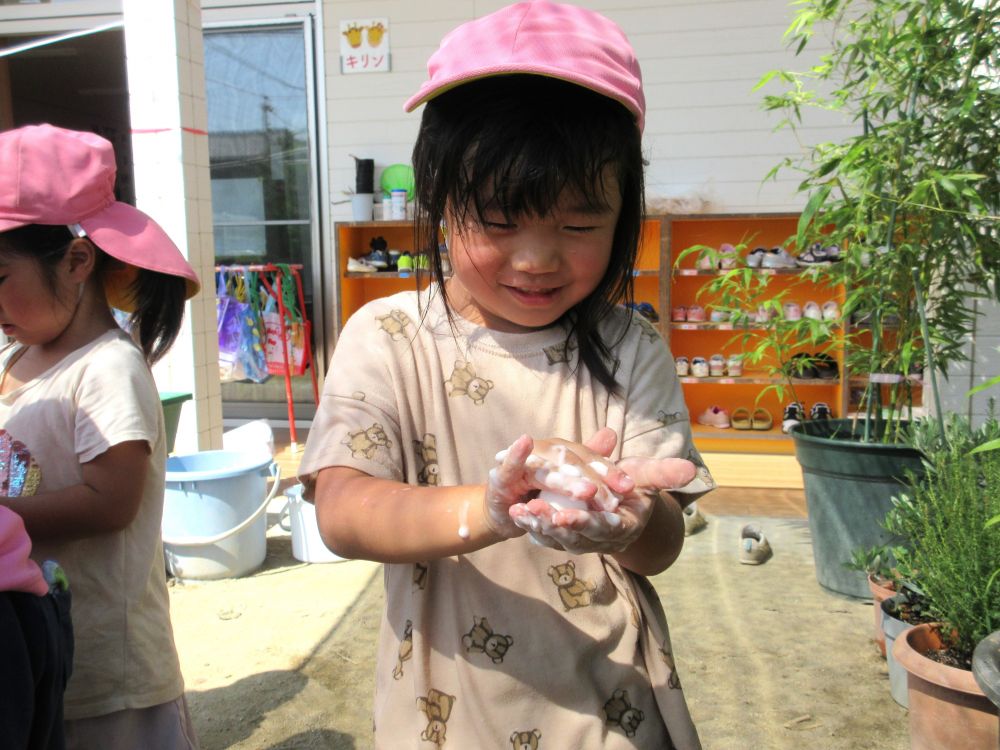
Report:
937,299,1000,425
320,0,855,217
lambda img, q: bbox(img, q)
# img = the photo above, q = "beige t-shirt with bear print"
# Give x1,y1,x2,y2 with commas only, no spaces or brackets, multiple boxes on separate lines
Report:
299,287,712,749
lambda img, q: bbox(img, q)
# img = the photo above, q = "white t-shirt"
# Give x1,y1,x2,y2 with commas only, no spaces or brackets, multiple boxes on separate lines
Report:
0,329,184,719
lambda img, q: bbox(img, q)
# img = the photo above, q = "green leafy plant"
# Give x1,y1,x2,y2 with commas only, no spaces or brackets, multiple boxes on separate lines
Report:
884,444,1000,665
747,0,1000,443
843,544,900,587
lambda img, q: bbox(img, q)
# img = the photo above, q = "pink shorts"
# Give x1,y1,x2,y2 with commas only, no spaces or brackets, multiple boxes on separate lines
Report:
65,695,198,750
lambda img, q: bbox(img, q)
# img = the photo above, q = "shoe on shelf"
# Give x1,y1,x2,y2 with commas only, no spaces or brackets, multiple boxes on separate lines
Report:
709,354,726,377
788,352,820,379
782,401,804,433
755,305,774,324
761,246,799,269
347,257,378,273
709,308,729,323
675,356,690,377
364,248,390,269
783,302,802,321
796,242,840,266
731,407,752,430
821,300,840,321
740,524,773,565
746,246,767,268
690,356,710,377
810,401,833,420
696,251,716,270
683,502,708,536
803,301,822,320
671,305,687,322
813,352,839,380
726,354,744,377
686,304,706,322
697,405,731,428
396,252,414,271
719,243,740,270
751,407,774,431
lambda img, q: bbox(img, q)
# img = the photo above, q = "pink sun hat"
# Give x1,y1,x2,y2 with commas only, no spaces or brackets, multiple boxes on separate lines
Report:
404,1,646,132
0,124,201,310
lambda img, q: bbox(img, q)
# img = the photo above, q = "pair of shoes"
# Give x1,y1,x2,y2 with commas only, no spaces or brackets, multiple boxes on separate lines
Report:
672,305,688,322
740,524,773,564
718,243,740,270
697,405,731,428
797,242,842,266
761,247,799,269
686,304,706,322
726,354,743,376
746,246,767,268
347,256,378,273
690,356,709,377
731,407,773,431
675,356,689,376
783,302,802,321
683,502,708,535
755,305,774,323
709,308,729,322
800,300,840,321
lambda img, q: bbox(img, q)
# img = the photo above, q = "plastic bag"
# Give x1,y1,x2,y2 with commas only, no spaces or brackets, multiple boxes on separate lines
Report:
262,293,309,376
216,272,270,383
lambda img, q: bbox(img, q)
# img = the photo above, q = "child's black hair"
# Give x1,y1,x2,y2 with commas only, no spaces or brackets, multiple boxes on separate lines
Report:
0,224,186,364
411,74,645,392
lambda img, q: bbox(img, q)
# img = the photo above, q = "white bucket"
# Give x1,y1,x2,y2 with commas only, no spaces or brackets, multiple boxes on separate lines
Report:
280,484,344,563
162,451,281,580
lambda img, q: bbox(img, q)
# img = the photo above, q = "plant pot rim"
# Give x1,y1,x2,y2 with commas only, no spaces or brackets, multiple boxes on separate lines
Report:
893,623,983,697
789,418,922,452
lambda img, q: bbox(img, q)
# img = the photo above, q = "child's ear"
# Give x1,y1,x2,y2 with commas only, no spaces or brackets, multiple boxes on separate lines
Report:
65,237,98,281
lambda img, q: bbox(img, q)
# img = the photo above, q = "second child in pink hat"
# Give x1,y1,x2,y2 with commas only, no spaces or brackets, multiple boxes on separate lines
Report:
0,124,200,749
301,3,710,747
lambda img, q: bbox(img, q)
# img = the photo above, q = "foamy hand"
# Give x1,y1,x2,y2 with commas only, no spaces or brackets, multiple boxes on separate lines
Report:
520,438,622,513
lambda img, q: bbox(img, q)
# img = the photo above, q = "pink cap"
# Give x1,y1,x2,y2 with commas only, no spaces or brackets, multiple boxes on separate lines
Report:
0,124,201,309
0,507,47,596
404,1,645,132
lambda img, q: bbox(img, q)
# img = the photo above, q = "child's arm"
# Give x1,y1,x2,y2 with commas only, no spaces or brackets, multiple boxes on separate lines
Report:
1,441,149,542
314,434,604,563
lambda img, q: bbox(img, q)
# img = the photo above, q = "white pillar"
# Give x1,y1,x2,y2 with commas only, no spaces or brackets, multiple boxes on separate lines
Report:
122,0,222,452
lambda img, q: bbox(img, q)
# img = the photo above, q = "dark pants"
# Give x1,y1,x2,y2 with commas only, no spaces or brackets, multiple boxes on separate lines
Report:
0,587,73,750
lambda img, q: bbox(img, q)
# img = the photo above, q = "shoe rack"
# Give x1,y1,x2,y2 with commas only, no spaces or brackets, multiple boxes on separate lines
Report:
333,217,667,339
664,212,847,457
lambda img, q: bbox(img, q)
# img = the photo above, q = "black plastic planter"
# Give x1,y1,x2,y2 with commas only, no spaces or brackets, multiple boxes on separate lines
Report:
790,419,924,599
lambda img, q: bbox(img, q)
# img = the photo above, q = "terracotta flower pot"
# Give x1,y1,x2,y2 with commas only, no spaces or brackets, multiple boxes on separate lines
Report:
893,623,999,750
868,573,895,658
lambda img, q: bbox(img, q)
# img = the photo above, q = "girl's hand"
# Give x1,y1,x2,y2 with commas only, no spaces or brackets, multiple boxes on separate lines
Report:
483,434,605,539
508,429,696,554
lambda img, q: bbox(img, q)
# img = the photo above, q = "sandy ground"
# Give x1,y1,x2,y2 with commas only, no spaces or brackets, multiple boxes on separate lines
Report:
168,508,909,750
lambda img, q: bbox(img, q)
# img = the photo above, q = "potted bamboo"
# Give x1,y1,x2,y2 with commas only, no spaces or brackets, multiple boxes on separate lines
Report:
703,0,1000,598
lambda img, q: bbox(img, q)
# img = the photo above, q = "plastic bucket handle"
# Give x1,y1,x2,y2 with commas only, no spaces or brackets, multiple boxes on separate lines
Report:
162,463,281,547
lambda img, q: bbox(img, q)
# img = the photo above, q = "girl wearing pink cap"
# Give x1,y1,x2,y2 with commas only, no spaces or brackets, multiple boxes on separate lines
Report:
0,124,201,749
300,3,711,747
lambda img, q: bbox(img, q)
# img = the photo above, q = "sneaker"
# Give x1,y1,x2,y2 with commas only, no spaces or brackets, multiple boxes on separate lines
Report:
755,305,774,324
683,502,708,536
686,305,706,322
788,352,820,379
709,308,729,323
810,401,832,420
761,247,799,269
783,302,802,321
746,246,767,268
690,356,709,377
396,252,414,271
726,354,744,376
803,301,822,320
671,306,687,322
675,356,690,377
697,405,731,428
821,300,840,321
796,242,840,266
347,257,378,273
813,352,839,380
782,402,804,433
364,248,390,269
696,251,716,270
718,243,740,270
740,524,773,565
709,354,726,377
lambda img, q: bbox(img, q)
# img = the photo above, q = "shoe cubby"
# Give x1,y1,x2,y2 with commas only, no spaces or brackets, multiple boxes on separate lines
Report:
664,212,848,455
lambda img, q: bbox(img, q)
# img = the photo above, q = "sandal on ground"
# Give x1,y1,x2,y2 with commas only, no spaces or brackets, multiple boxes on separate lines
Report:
751,407,774,431
731,407,752,430
740,524,773,565
683,502,708,536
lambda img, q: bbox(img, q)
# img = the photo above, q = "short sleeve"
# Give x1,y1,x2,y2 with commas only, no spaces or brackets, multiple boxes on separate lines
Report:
74,339,159,464
298,304,405,498
619,320,715,500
